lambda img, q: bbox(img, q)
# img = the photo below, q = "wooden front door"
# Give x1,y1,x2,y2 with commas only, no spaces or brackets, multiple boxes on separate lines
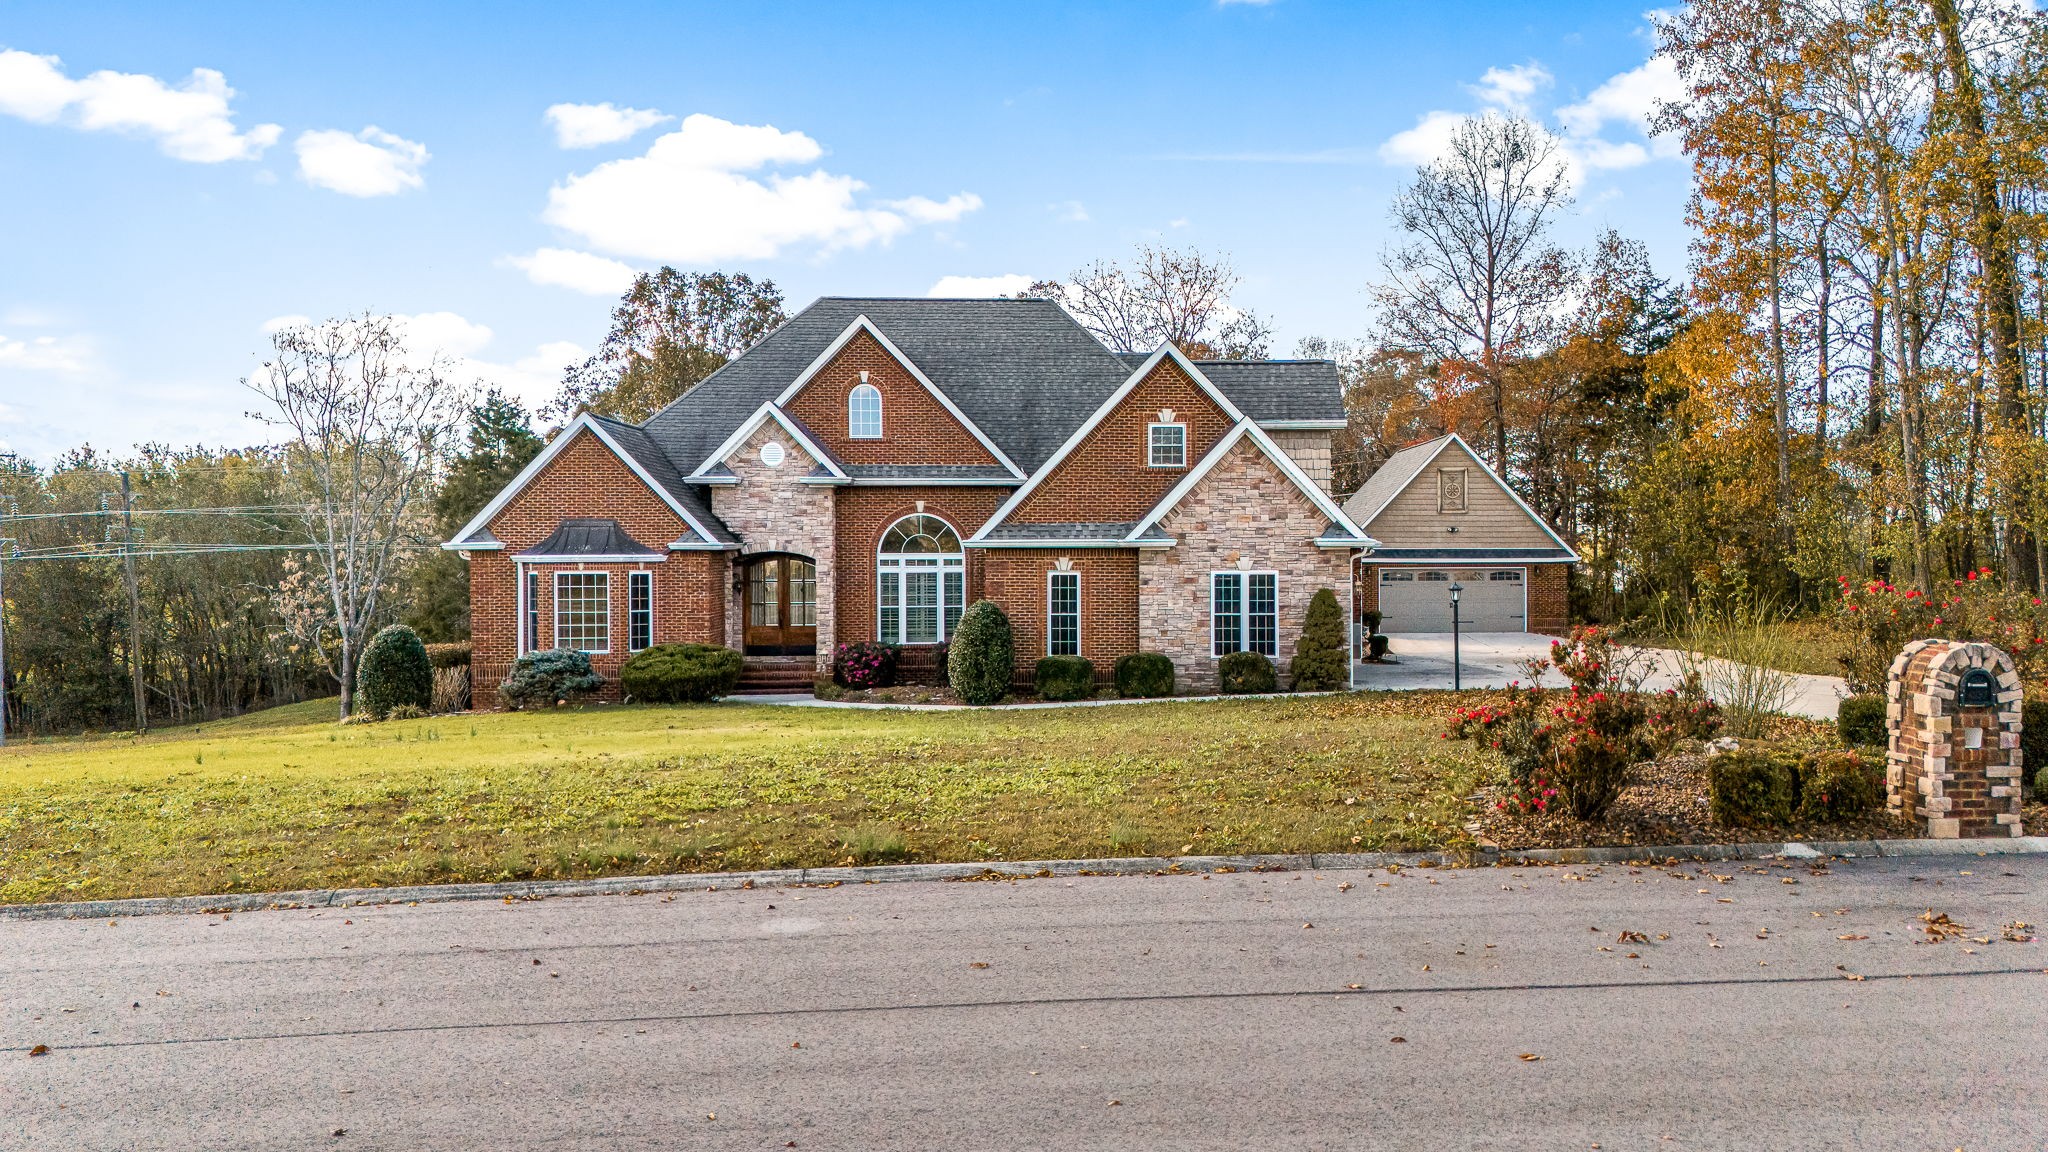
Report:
743,555,818,655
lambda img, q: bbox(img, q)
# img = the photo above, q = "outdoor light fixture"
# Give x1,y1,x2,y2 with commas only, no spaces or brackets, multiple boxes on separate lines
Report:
1449,582,1463,691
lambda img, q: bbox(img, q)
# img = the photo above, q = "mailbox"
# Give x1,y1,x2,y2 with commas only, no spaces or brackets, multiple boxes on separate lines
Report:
1960,668,1996,708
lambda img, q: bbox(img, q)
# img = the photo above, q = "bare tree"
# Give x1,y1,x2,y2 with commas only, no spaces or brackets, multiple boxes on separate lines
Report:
1029,244,1273,358
247,315,470,718
1371,115,1578,475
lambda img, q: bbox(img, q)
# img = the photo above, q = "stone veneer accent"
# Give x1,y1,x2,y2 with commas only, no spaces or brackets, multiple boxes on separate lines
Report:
1138,437,1354,691
708,421,838,671
1886,639,2026,838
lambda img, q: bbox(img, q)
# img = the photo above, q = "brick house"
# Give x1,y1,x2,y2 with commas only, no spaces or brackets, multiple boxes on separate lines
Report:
1339,433,1576,635
446,297,1374,697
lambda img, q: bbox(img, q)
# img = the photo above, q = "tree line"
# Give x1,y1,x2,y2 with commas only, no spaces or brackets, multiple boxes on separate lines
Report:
3,0,2043,732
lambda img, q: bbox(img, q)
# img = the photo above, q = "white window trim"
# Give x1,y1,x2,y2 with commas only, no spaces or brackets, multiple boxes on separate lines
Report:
1147,422,1187,468
554,570,612,655
1210,569,1279,659
875,514,965,646
849,382,883,440
1046,570,1081,656
628,570,654,652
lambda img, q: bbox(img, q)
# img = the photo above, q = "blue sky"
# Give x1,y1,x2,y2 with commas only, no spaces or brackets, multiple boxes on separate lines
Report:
0,1,1692,462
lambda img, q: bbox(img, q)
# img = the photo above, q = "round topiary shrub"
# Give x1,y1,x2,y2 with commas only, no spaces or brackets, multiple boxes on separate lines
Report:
1836,693,1886,748
833,641,898,689
1217,650,1278,694
1034,655,1095,701
1367,634,1391,661
1114,652,1175,698
620,643,743,703
499,648,603,710
1290,587,1347,691
947,600,1014,705
356,624,433,719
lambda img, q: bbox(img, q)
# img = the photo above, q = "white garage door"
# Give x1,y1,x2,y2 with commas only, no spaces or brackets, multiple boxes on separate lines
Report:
1377,568,1526,632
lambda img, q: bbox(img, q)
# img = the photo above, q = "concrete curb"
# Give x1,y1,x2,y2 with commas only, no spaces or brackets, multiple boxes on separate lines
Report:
6,837,2044,923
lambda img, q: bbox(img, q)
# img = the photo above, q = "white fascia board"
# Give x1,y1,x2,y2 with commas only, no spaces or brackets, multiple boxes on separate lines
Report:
1366,432,1578,559
1259,419,1348,431
797,476,854,486
845,476,1018,487
685,476,741,487
971,342,1249,542
1122,420,1374,545
965,538,1148,549
773,314,1025,479
515,553,667,564
669,540,741,551
689,402,849,481
440,540,503,551
1366,555,1578,564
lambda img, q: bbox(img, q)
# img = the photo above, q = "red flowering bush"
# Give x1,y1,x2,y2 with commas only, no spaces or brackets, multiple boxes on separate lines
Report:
1830,570,2047,691
832,641,899,689
1446,627,1661,821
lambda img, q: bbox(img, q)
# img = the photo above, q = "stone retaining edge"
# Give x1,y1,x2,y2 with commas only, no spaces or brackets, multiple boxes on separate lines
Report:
6,837,2045,922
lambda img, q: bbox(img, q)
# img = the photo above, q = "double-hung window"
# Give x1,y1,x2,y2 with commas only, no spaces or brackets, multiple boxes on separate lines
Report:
1047,571,1080,656
1148,423,1187,468
628,571,653,651
554,572,610,654
1211,571,1278,658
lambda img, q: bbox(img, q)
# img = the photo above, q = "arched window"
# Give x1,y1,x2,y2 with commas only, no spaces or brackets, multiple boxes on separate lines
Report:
849,383,883,439
877,514,964,643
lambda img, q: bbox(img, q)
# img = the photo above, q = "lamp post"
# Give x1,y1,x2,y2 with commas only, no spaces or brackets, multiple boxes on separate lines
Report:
1448,581,1463,692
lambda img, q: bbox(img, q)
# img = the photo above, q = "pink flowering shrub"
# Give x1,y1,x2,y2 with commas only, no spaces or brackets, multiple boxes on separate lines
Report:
1830,570,2047,691
1446,626,1670,821
832,641,899,690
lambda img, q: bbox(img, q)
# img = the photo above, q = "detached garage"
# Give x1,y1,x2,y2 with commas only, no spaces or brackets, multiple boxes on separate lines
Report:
1340,435,1576,635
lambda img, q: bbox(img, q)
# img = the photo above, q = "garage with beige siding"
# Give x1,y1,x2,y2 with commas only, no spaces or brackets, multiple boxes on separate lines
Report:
1342,434,1577,634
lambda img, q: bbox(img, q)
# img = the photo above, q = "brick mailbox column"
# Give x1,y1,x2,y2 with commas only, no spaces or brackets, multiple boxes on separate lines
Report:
1886,639,2026,838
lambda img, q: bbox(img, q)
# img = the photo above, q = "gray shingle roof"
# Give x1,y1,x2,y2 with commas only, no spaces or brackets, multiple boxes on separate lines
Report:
638,298,1345,478
515,517,661,558
975,521,1139,542
842,464,1018,481
1341,435,1451,528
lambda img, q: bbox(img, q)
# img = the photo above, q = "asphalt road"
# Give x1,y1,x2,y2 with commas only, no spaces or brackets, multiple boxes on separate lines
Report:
5,855,2045,1151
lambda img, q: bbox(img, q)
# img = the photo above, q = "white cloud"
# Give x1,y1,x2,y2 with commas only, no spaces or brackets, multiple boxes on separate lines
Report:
1378,109,1472,166
0,47,279,162
928,274,1034,298
465,340,587,410
1555,55,1685,168
294,126,429,196
1469,63,1553,116
396,312,494,358
504,247,639,295
541,113,982,263
0,330,92,374
544,101,672,148
1050,199,1090,222
260,312,580,410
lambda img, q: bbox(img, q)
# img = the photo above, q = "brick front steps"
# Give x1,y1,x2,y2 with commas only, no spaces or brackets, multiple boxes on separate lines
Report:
738,656,815,693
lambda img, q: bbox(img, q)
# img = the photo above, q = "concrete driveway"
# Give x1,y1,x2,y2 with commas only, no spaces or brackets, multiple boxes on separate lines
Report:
1357,633,1849,720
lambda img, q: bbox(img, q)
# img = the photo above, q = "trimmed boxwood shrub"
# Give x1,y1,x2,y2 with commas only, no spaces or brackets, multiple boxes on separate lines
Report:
832,641,898,689
500,648,603,710
1114,652,1175,698
423,642,472,669
1218,650,1278,695
1367,634,1391,661
356,624,433,719
947,600,1014,705
1795,749,1883,822
621,643,743,703
1837,693,1886,748
1034,655,1095,701
1707,748,1799,827
1360,608,1382,635
1290,587,1348,691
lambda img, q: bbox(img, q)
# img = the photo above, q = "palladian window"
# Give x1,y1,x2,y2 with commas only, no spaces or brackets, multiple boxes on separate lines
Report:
877,514,964,644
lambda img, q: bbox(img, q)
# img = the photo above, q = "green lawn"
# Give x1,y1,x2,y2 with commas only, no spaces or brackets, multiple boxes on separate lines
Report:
0,695,1491,905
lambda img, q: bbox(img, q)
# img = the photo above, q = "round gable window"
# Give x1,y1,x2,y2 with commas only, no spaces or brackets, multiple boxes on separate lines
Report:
759,441,786,468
